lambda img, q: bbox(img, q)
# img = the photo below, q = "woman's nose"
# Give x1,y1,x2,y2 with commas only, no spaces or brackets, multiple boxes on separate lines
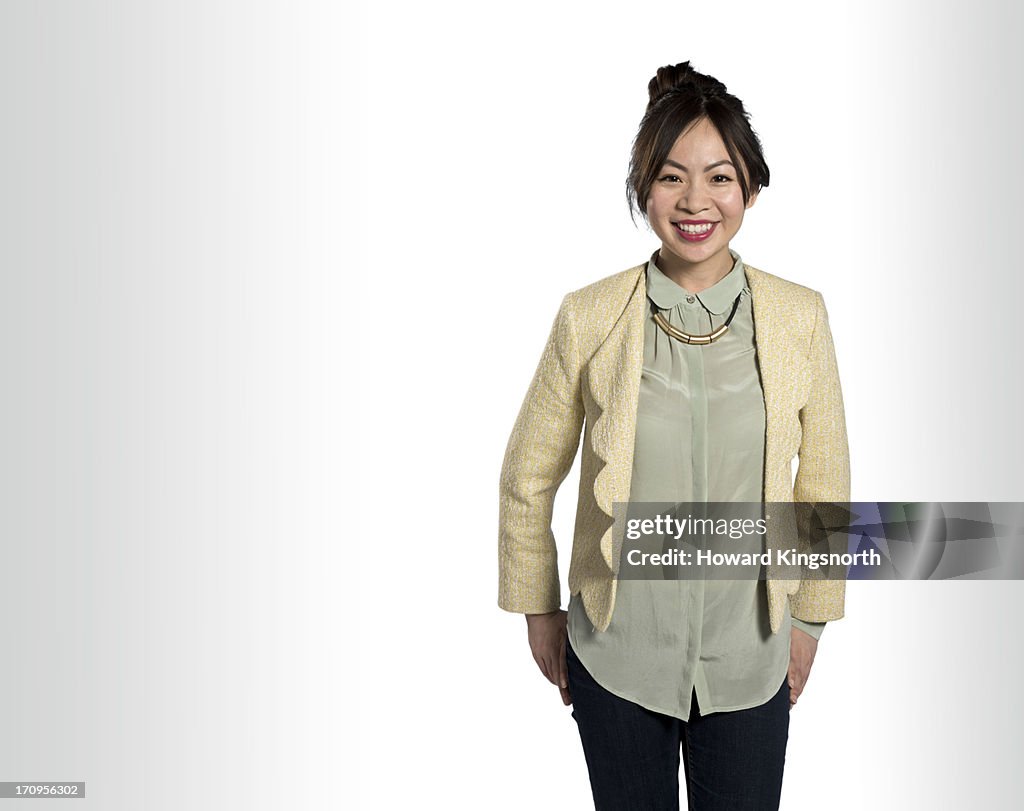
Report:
677,182,710,213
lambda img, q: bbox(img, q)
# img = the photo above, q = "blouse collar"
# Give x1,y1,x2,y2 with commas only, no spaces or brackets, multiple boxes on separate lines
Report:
646,248,748,315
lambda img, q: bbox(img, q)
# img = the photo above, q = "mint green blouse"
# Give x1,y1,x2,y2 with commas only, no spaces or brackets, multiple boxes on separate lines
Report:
567,249,824,721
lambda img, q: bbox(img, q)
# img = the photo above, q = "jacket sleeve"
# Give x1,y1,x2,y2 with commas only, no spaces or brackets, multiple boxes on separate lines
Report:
790,292,851,623
498,292,585,615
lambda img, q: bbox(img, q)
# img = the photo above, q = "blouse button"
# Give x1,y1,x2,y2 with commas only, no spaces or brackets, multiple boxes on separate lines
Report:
686,295,695,303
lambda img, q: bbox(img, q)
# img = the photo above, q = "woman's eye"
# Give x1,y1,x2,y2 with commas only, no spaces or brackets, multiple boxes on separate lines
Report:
658,174,682,183
711,174,734,183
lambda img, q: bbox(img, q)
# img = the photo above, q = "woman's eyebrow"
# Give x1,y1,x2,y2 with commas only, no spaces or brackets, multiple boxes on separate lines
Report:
662,159,735,172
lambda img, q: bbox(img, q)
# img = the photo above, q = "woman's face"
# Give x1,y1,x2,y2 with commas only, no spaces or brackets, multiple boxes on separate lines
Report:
645,117,757,280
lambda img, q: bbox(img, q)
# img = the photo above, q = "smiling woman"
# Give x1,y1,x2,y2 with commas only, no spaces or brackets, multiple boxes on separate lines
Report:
498,60,849,811
643,118,758,288
627,67,770,293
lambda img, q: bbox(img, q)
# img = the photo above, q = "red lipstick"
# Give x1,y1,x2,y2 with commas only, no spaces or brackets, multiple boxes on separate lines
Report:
674,220,718,242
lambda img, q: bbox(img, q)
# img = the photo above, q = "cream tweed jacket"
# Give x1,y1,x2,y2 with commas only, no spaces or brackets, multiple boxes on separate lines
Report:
498,259,850,634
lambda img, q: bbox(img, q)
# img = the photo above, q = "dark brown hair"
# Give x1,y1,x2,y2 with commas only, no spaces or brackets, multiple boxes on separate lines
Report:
627,62,770,222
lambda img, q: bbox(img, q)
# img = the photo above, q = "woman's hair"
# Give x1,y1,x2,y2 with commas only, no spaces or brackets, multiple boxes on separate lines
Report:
627,62,770,222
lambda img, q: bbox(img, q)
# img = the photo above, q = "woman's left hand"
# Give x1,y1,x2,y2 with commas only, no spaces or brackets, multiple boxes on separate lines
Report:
788,626,818,708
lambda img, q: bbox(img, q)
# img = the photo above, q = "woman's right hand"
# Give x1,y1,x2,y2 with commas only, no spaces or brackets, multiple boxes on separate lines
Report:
526,609,571,706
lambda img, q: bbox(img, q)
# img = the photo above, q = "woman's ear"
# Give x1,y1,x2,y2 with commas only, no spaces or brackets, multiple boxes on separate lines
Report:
745,188,759,210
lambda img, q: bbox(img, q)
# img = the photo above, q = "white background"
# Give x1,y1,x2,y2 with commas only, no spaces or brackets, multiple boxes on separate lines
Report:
0,1,1021,809
357,2,1024,809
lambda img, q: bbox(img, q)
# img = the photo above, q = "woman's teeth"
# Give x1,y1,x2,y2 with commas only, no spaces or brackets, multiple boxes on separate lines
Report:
677,222,714,233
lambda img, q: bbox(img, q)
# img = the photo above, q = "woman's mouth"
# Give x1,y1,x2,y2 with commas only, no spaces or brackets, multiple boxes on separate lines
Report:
673,221,718,242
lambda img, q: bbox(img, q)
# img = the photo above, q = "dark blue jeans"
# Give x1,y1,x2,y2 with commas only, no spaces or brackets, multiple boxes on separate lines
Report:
567,634,790,810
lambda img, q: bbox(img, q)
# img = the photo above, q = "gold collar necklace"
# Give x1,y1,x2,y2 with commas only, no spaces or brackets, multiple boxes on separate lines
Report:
650,292,743,345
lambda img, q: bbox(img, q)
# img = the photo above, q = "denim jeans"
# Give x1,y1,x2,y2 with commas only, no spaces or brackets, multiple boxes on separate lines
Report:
567,633,790,810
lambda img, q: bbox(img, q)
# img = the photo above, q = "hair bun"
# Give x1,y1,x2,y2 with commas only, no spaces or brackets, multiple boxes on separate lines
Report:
647,62,729,108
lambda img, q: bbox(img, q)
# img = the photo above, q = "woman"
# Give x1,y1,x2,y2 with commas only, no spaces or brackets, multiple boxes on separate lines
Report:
498,61,849,810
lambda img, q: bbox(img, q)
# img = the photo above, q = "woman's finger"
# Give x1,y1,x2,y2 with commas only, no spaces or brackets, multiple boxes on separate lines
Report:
535,651,552,684
788,663,805,701
546,651,562,686
557,642,568,690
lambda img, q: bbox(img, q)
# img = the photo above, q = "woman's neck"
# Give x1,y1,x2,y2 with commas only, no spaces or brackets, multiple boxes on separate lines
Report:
655,249,734,294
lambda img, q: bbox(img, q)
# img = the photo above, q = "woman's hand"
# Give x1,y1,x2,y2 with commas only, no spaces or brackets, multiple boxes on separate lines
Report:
526,609,571,706
788,625,818,708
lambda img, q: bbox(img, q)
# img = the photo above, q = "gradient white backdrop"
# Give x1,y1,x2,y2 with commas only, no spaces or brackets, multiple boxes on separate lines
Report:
1,1,1022,809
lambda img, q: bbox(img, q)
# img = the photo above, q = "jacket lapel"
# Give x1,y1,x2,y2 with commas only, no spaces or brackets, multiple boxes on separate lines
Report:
744,265,785,502
584,265,647,569
745,264,802,624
